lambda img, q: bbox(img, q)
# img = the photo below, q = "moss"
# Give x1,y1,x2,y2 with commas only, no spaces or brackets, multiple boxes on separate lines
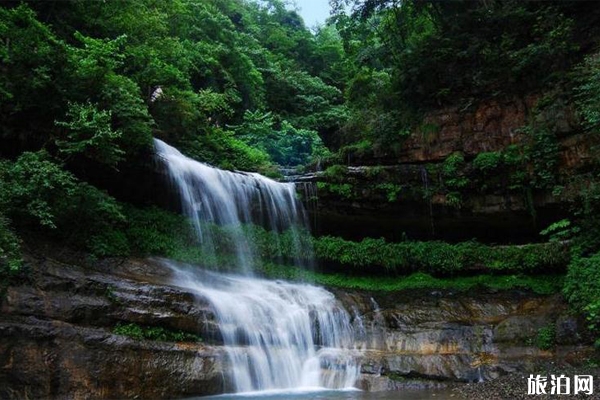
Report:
113,322,202,343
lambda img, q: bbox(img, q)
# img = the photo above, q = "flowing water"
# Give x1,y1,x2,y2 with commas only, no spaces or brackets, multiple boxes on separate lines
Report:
190,388,460,400
167,264,360,392
155,139,361,393
155,138,310,274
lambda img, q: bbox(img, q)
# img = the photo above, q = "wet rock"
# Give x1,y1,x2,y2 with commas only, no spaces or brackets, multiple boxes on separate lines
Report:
0,251,229,399
0,316,229,399
357,374,448,391
337,289,594,384
295,95,599,243
555,314,582,346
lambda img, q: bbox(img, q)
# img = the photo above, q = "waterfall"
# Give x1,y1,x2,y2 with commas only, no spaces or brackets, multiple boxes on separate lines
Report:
154,139,360,393
154,138,310,274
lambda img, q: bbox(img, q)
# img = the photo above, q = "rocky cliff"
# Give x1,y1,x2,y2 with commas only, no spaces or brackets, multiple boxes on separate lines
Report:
336,289,594,390
306,95,599,242
0,245,229,399
0,246,594,398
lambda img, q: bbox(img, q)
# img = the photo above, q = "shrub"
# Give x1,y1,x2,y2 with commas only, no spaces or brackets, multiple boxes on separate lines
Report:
0,152,126,257
574,54,600,133
55,101,125,167
317,182,354,200
563,252,600,346
535,324,556,350
1,151,77,228
473,151,503,173
257,263,563,295
0,214,22,280
375,183,402,202
312,235,569,276
323,164,347,181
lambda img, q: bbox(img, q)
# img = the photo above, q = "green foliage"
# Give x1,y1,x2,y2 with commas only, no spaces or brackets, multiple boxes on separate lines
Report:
347,1,577,107
535,324,556,350
438,152,469,208
375,183,401,202
473,152,503,173
65,31,154,156
312,236,569,276
0,215,22,275
113,322,201,343
55,102,125,167
70,32,126,82
59,182,127,257
234,110,326,166
338,140,373,161
523,125,560,189
1,0,346,176
0,151,77,228
563,252,600,345
341,66,411,149
258,263,563,295
327,0,594,154
0,151,126,256
540,219,579,242
574,54,600,133
181,128,273,173
365,166,385,178
0,213,21,297
442,152,468,188
142,220,570,278
123,206,201,263
322,164,347,181
317,182,354,200
0,4,65,140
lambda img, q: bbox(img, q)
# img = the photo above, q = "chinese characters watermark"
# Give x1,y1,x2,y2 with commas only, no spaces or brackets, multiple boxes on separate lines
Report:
527,374,594,395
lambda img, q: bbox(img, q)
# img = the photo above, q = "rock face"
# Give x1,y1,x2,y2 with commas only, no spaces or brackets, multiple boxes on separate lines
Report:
306,165,567,243
303,95,599,242
343,96,584,166
0,246,594,398
333,289,594,390
0,246,229,399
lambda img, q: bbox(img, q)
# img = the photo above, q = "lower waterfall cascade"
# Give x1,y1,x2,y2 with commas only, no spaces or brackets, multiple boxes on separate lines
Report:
154,139,361,393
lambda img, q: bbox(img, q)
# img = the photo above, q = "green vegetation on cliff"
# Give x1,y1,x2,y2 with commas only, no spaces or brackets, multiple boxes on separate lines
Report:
328,0,599,151
113,322,202,343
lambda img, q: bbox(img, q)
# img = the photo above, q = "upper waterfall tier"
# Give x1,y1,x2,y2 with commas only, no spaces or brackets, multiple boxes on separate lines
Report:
154,138,311,274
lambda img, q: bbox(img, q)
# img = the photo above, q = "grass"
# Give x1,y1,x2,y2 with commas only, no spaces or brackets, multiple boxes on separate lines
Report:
256,263,564,295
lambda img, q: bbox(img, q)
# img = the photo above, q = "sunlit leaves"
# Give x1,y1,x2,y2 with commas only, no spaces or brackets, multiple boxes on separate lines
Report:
55,102,125,167
0,151,76,228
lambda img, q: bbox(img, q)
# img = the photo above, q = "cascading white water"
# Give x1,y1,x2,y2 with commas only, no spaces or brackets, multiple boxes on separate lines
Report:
167,264,360,392
154,139,360,393
154,138,309,274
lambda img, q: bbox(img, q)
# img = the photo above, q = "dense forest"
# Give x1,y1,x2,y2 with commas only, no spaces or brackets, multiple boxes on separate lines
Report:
1,0,600,354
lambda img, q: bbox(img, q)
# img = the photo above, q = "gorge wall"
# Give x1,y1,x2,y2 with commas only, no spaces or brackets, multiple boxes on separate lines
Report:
309,95,599,242
1,245,594,398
